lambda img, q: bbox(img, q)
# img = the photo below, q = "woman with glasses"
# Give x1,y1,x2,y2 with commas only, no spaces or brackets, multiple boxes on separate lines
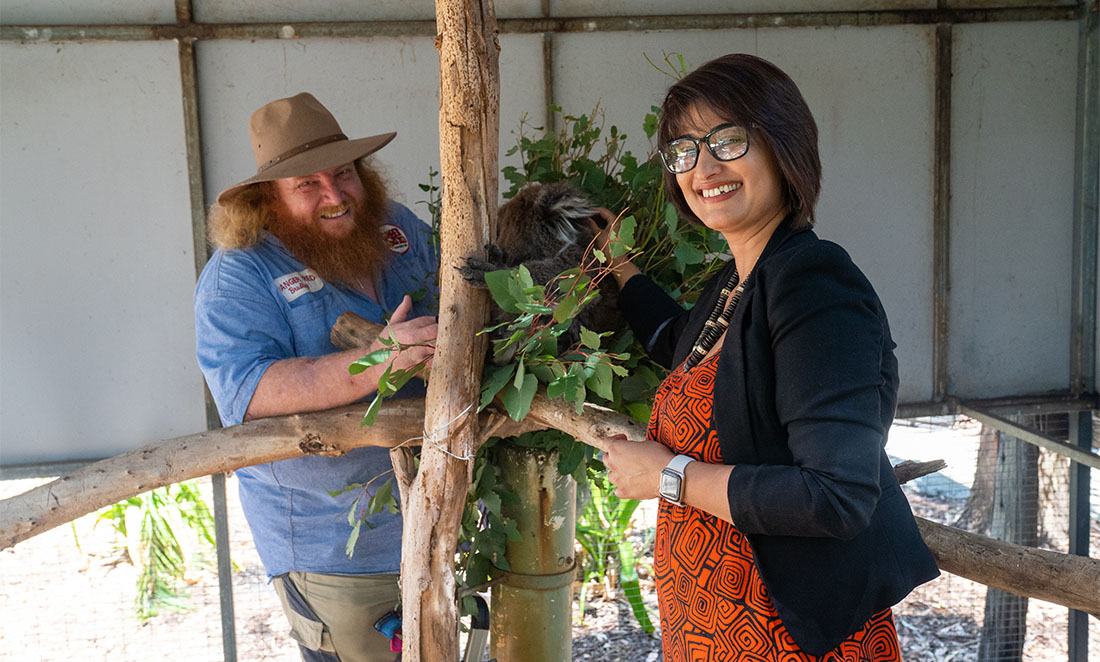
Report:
597,54,939,660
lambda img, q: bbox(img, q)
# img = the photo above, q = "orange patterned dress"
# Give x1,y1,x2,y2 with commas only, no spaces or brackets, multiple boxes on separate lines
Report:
650,352,902,662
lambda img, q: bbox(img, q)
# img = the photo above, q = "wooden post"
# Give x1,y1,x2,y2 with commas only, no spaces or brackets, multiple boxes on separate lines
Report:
397,1,500,659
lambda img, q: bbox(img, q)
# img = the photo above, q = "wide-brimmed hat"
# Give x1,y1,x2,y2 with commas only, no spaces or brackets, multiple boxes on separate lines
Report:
216,92,396,205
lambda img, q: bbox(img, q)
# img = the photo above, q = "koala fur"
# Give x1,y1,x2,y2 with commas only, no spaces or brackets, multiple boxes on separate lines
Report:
460,182,621,356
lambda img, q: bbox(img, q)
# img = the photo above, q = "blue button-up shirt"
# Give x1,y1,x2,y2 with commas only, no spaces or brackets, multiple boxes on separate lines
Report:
195,201,438,577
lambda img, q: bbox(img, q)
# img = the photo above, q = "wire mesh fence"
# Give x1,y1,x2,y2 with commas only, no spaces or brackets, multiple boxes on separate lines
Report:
1,415,1097,661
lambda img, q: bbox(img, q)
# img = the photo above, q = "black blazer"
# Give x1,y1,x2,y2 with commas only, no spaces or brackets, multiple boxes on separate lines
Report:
620,217,939,655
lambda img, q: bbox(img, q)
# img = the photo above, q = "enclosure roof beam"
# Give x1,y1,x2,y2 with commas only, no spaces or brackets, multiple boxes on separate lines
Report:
958,402,1100,469
0,7,1080,43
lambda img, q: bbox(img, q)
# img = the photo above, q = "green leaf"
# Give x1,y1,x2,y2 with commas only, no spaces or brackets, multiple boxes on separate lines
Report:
579,326,602,350
610,215,637,257
345,520,361,558
349,348,391,374
484,269,521,313
553,293,579,323
557,438,588,476
664,201,679,232
513,358,526,390
516,302,553,315
500,372,538,421
585,362,614,400
328,483,364,498
479,364,516,411
674,240,705,266
626,402,652,423
360,393,384,427
547,372,579,401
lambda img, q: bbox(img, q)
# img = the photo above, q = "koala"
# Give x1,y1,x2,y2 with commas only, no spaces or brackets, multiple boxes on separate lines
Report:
460,182,621,357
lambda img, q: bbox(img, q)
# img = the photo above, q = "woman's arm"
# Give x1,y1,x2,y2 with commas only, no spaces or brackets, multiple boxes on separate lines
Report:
726,242,896,539
603,437,735,522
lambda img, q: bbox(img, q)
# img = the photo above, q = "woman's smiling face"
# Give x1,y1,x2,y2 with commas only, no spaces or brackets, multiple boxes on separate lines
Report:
673,105,787,242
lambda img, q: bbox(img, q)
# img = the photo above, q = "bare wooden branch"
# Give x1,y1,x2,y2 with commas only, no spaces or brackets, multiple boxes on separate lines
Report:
915,517,1100,616
893,459,948,485
330,311,384,350
3,385,1097,618
0,402,425,550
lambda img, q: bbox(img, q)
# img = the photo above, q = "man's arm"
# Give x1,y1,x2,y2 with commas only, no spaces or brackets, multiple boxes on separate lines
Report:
243,295,437,421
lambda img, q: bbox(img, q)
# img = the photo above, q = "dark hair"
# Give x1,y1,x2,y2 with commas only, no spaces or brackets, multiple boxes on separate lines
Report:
659,53,821,229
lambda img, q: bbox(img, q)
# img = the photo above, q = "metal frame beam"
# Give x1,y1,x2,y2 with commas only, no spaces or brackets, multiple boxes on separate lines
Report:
957,403,1100,470
0,7,1080,43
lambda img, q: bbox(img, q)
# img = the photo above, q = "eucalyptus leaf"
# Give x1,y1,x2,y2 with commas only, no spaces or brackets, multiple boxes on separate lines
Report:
500,372,538,421
349,348,391,374
579,326,601,350
479,363,516,411
484,269,521,313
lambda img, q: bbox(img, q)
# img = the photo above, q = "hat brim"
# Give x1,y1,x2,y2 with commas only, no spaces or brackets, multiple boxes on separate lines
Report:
216,131,396,205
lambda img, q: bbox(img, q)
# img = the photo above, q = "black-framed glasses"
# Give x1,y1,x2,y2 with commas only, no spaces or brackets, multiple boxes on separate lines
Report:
659,124,750,174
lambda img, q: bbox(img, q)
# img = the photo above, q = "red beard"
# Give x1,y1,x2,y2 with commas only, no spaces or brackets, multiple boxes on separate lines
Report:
270,195,389,287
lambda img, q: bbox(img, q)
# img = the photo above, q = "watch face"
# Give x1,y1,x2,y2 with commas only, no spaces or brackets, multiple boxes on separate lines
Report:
659,469,682,500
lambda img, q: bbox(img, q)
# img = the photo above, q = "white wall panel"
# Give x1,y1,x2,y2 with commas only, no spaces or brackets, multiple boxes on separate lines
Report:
553,26,937,403
0,0,176,24
949,21,1077,398
0,42,206,466
194,0,541,23
197,34,545,215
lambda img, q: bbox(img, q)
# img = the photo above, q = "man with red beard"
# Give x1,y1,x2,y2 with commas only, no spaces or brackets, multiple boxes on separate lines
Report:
195,93,438,662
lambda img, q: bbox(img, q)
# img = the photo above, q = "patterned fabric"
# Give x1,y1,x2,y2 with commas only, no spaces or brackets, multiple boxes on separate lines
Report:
649,352,902,662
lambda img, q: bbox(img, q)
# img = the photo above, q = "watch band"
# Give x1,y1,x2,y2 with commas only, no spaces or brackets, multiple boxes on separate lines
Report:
665,454,694,476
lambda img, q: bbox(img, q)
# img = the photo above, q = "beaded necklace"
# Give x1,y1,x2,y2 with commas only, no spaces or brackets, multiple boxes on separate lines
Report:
682,267,747,370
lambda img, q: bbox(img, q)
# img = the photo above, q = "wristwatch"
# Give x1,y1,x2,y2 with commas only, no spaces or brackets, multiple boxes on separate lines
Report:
658,455,694,506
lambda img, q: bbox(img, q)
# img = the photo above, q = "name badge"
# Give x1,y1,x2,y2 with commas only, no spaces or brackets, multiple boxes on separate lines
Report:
274,268,324,303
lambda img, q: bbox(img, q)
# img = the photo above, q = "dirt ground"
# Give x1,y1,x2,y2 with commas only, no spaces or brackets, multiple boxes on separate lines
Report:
2,466,1098,661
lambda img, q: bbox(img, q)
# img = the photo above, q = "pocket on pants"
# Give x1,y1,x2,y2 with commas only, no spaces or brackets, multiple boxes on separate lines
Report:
272,574,335,652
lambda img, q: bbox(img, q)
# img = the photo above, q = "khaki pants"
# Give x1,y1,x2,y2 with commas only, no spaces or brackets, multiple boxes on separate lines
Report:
272,571,400,662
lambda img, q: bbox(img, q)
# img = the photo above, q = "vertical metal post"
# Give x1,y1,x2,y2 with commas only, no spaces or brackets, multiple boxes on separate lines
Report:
1069,4,1098,660
541,0,556,133
1068,412,1092,662
176,1,235,659
932,22,953,403
490,444,576,662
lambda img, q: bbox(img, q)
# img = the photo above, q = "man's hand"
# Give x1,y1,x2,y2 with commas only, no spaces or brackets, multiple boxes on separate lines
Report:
373,295,437,372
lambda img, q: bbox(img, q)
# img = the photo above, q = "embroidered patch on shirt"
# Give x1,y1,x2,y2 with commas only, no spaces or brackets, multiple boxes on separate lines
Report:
380,224,411,254
274,268,324,303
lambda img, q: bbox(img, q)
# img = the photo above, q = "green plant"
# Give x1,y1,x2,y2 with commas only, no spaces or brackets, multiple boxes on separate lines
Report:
95,481,215,621
575,473,655,631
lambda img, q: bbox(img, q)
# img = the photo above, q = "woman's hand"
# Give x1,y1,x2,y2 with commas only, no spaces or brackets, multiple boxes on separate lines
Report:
602,435,675,500
587,208,642,289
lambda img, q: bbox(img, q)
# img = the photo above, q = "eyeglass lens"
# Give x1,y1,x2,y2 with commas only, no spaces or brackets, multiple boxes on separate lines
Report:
660,124,749,174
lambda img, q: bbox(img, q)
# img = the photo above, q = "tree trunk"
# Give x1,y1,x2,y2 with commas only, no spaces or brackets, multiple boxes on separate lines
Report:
954,423,998,534
978,428,1039,662
397,1,500,659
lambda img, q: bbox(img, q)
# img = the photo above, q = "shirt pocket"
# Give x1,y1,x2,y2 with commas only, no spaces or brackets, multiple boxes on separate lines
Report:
284,295,333,357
